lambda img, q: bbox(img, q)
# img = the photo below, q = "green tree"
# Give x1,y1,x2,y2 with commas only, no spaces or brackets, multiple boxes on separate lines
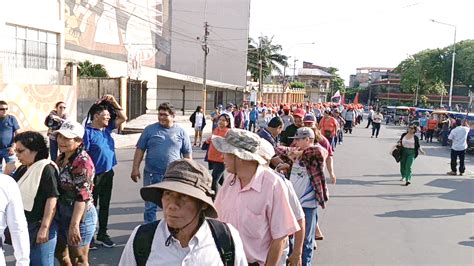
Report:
290,81,305,88
327,67,345,92
247,36,287,82
77,60,109,77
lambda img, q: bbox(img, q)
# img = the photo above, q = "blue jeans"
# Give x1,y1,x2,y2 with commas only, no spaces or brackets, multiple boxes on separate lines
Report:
49,138,59,162
30,221,58,266
0,147,16,174
302,207,318,266
143,171,164,223
57,203,98,247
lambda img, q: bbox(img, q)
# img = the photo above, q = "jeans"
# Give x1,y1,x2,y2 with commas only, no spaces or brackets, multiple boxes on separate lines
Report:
49,138,59,162
93,169,114,236
301,207,318,266
249,120,256,132
143,171,165,223
30,221,57,266
450,149,466,174
371,123,381,137
366,118,373,128
0,147,16,174
57,203,98,247
441,130,449,146
244,120,249,131
209,162,225,196
338,130,344,143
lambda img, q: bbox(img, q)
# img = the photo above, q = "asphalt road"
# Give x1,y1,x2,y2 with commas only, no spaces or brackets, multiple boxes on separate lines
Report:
4,124,473,265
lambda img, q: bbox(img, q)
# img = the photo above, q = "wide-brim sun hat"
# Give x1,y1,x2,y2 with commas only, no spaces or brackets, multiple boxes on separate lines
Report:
212,128,268,165
140,159,218,218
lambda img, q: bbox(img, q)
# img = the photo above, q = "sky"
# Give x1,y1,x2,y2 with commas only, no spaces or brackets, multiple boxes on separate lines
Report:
249,0,474,86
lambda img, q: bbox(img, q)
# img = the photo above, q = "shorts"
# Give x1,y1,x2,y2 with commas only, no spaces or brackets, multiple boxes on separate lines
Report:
195,126,203,132
56,203,97,247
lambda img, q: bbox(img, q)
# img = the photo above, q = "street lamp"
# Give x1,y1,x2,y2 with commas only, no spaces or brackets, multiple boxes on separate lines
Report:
431,19,457,110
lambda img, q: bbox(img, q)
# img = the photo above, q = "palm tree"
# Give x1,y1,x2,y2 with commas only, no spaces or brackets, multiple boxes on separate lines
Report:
77,60,109,77
247,36,288,82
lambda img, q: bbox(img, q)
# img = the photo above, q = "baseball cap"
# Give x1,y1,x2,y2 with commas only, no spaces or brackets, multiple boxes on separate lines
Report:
303,113,316,123
289,127,315,139
293,108,306,118
53,120,85,139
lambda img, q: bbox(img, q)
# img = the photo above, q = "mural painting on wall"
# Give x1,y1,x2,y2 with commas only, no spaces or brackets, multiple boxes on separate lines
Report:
64,0,171,72
0,83,77,131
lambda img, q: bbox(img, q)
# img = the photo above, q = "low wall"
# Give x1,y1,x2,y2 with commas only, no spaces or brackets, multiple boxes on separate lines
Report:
0,83,77,131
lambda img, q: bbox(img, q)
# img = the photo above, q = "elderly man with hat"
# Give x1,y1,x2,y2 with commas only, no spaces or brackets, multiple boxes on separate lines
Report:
119,159,247,265
280,108,306,146
213,129,300,265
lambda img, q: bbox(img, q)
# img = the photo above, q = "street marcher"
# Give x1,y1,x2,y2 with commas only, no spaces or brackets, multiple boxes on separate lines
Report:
213,129,300,265
280,106,295,131
53,121,97,266
221,103,235,128
243,104,250,130
274,127,329,265
210,104,222,130
419,113,429,141
399,125,426,186
206,113,231,195
0,100,20,174
131,102,192,223
446,119,470,176
258,116,284,148
13,131,60,265
280,108,305,146
426,115,438,143
371,110,383,138
333,110,345,145
189,106,206,147
365,106,374,128
343,108,355,134
249,105,259,132
0,174,30,265
84,94,127,248
318,110,339,148
440,115,450,146
233,106,245,129
119,159,247,266
45,101,68,161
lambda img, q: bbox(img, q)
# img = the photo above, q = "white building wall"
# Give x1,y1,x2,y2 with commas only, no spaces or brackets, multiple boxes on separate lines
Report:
170,0,250,87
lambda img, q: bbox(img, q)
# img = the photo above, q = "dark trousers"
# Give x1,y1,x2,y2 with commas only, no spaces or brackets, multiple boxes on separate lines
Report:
450,149,466,174
371,123,381,137
249,120,256,132
365,118,373,128
93,169,114,236
344,121,353,134
209,161,225,197
426,129,434,143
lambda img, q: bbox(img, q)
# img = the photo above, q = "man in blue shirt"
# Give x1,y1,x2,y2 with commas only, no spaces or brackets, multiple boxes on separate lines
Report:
130,102,192,223
0,100,20,174
83,95,127,248
249,105,259,132
258,117,284,148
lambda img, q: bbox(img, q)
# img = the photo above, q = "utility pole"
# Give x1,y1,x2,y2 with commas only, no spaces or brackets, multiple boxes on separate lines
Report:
258,60,263,103
201,22,210,113
292,58,298,81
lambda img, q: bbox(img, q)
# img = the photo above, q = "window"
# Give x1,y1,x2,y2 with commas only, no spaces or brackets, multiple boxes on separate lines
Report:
5,24,58,70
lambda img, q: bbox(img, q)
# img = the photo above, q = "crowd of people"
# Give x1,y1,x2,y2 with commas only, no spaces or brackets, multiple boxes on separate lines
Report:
0,96,471,265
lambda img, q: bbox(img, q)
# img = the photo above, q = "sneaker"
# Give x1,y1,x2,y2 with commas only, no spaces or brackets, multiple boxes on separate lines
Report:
446,171,457,176
96,234,116,248
89,239,98,250
404,181,411,186
459,172,464,176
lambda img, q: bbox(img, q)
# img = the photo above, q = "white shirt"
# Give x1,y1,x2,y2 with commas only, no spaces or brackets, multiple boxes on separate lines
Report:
0,175,30,266
119,219,247,266
373,113,383,123
402,135,416,149
194,112,203,128
290,160,317,208
448,126,470,151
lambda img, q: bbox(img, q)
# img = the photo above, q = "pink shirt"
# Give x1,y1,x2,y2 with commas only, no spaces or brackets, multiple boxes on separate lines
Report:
215,166,300,264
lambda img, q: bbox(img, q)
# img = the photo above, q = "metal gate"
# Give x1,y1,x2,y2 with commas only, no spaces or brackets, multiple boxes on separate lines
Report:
127,79,148,120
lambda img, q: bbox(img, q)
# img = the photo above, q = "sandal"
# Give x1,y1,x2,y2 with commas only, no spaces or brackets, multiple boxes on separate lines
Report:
315,236,324,240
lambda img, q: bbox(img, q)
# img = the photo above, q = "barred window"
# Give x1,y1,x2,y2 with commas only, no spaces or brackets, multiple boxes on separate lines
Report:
6,24,58,70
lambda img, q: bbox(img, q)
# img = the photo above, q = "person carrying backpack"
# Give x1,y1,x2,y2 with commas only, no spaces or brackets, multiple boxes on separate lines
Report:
119,159,247,266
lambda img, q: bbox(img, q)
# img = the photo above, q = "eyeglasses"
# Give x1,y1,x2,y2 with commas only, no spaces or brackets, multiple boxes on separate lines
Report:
15,148,26,154
0,108,8,111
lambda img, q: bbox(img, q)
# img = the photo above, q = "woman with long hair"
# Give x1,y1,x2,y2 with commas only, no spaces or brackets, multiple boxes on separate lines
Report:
45,101,68,161
206,114,231,195
13,131,60,265
53,121,97,266
399,125,426,186
189,106,206,146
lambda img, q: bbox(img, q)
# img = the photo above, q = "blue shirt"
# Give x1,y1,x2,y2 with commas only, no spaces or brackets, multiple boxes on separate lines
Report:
83,121,117,174
249,109,259,122
0,115,20,149
258,128,277,148
136,123,192,174
419,117,428,127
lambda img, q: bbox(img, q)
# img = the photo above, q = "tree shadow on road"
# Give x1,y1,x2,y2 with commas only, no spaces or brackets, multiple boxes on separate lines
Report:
337,178,402,186
375,208,474,218
362,174,448,178
425,178,474,204
459,236,474,248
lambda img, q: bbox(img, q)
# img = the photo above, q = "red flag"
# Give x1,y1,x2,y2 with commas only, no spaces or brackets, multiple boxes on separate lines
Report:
353,92,359,105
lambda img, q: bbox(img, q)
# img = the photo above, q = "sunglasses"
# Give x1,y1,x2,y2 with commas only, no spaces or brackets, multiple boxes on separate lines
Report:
0,108,8,111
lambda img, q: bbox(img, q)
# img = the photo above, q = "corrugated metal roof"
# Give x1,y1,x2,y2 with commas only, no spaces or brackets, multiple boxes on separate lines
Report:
298,68,332,77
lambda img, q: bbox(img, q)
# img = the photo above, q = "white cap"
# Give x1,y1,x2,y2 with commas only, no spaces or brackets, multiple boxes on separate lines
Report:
54,120,85,139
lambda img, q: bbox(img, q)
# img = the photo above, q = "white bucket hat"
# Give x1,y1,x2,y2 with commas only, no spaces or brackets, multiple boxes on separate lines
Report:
212,129,268,165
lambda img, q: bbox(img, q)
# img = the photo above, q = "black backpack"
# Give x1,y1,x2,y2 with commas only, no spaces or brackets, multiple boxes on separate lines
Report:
133,219,235,266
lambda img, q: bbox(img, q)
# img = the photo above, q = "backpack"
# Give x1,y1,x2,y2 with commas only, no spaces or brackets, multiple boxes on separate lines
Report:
133,219,235,266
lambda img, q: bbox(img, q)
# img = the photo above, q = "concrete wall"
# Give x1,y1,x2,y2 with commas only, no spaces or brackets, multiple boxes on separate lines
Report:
171,0,250,87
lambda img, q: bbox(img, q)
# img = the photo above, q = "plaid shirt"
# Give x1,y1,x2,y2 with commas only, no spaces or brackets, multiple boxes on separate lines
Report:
275,145,329,208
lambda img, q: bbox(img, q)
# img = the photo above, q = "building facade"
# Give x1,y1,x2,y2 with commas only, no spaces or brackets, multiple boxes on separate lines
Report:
297,67,331,103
